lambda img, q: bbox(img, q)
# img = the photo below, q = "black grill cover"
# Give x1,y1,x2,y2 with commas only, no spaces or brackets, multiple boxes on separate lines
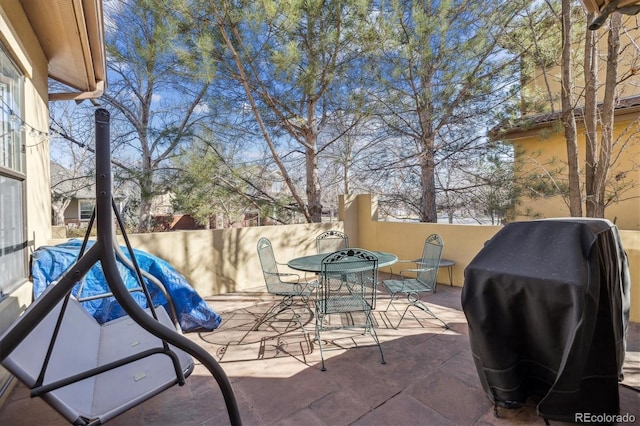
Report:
462,219,630,422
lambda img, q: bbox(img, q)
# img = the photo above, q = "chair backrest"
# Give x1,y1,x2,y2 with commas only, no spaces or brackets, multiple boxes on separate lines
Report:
256,237,282,290
316,230,349,254
318,249,378,314
416,234,444,291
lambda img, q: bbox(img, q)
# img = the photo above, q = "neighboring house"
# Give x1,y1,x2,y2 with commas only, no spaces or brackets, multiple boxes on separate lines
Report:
51,160,129,227
0,0,106,398
50,160,94,226
151,191,174,216
492,16,640,231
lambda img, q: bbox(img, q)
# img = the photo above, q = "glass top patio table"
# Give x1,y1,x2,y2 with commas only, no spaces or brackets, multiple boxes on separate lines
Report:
287,250,398,273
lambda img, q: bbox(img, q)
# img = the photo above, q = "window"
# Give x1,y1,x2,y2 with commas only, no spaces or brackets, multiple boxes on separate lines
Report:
0,45,26,298
271,180,283,194
79,199,95,220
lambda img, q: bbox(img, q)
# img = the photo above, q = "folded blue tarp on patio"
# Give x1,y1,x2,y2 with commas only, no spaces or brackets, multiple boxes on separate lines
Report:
31,240,221,332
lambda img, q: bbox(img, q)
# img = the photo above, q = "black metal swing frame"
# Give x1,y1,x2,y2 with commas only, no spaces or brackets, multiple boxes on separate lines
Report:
0,109,241,425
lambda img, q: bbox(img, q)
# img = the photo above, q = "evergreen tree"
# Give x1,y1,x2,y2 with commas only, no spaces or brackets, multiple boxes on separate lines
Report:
369,0,524,222
102,0,215,232
184,0,376,222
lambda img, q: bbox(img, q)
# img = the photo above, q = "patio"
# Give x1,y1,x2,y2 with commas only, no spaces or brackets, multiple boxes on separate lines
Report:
1,278,638,426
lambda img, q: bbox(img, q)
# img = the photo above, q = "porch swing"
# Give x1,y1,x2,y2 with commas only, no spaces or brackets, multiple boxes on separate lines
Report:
0,109,241,425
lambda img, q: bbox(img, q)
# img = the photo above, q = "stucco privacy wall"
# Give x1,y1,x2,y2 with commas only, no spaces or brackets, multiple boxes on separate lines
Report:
346,194,639,323
341,193,503,287
95,194,636,322
46,194,639,323
121,222,345,296
0,3,52,402
620,230,640,323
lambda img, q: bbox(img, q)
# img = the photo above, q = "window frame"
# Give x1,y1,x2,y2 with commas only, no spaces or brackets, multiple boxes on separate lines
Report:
79,199,95,221
0,44,28,300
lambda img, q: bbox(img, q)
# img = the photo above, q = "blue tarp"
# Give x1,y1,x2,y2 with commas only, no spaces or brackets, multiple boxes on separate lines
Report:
31,240,221,332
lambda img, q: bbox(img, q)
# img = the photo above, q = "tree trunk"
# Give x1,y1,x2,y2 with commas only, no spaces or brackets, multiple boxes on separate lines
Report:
417,78,438,223
305,147,322,222
419,134,438,223
52,198,71,226
343,153,351,195
593,13,621,217
584,15,599,217
561,0,582,216
209,5,314,223
305,111,322,223
137,197,153,233
136,162,154,233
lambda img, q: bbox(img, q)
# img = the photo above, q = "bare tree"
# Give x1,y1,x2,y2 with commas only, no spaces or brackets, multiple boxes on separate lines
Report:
581,10,638,218
49,105,94,225
497,3,639,221
49,154,94,226
584,10,599,216
587,12,621,217
561,0,582,216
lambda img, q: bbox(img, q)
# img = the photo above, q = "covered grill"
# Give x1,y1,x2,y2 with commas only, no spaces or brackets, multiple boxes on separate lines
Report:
462,219,630,422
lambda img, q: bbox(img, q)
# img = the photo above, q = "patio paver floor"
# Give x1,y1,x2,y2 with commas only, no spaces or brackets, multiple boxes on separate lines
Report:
1,282,638,425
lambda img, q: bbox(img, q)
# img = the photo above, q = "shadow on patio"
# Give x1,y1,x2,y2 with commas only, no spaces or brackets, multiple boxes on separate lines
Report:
1,283,638,426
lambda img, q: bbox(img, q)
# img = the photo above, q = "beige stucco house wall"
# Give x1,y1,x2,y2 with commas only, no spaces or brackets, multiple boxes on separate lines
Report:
0,4,53,397
496,15,640,231
525,15,640,114
0,5,52,251
500,105,639,230
0,0,106,403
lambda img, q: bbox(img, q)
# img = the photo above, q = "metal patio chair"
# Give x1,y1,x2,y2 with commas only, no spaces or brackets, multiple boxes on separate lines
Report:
316,230,349,254
315,249,386,371
315,230,350,283
382,234,449,329
256,237,314,331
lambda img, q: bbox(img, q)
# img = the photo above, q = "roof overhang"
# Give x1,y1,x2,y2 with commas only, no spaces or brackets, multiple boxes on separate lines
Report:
19,0,106,100
490,96,640,141
581,0,640,29
581,0,640,13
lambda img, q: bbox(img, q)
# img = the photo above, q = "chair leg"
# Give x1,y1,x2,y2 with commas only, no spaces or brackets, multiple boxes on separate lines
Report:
383,294,411,329
411,299,449,329
314,311,386,371
365,311,386,365
384,292,448,329
253,296,303,332
315,313,327,371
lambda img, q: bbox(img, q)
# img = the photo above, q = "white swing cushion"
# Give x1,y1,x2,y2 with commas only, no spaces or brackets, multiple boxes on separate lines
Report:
2,295,194,425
